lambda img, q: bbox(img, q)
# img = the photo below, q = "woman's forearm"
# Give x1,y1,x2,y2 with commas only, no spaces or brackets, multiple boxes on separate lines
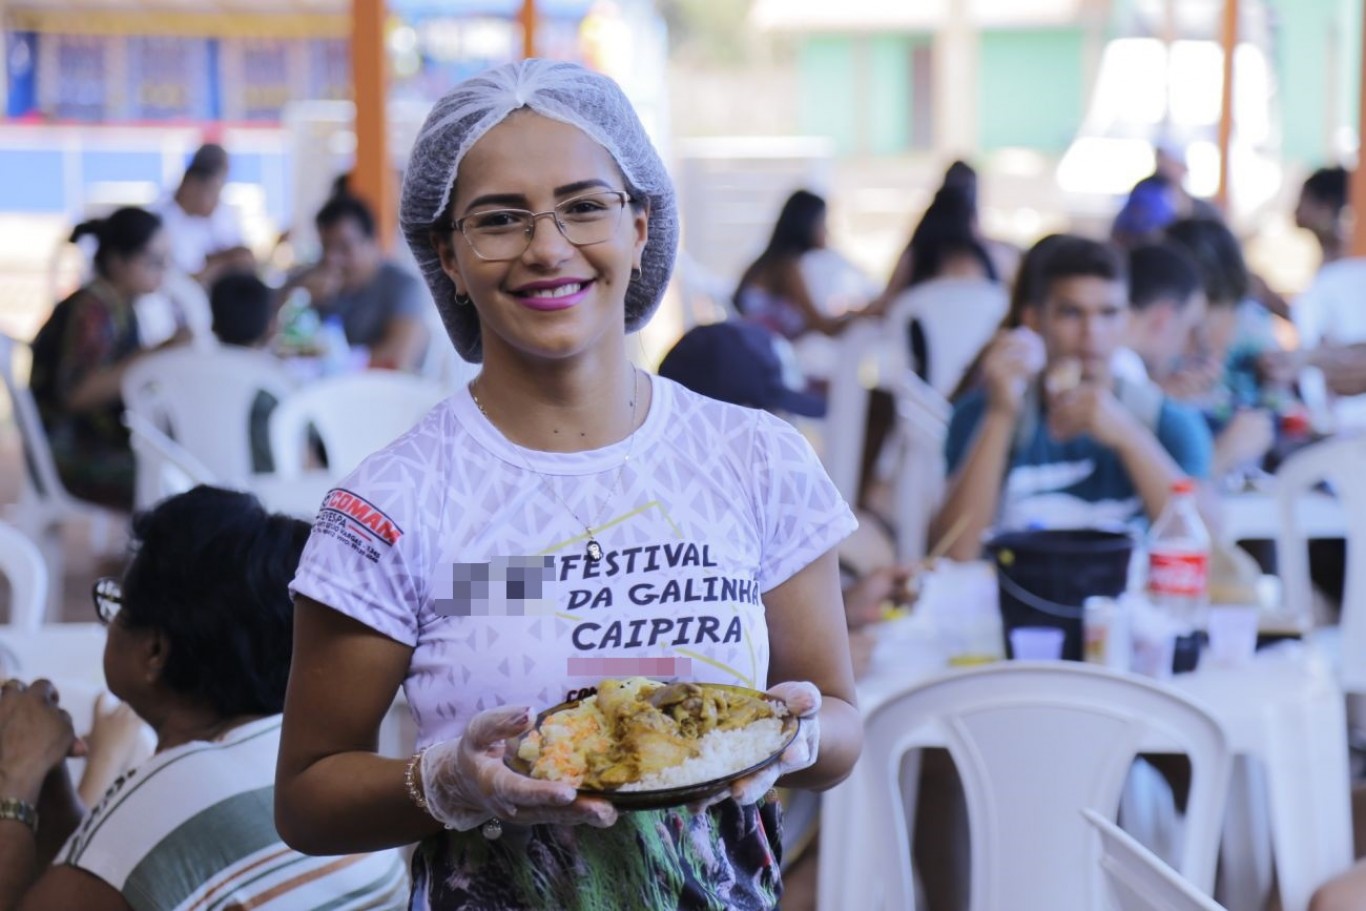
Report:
35,766,84,868
277,750,444,855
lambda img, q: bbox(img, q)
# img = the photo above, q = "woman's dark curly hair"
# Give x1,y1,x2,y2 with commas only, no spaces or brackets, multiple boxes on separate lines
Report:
119,486,310,718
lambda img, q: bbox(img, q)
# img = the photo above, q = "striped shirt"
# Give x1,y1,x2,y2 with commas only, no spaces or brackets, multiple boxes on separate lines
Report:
56,716,408,911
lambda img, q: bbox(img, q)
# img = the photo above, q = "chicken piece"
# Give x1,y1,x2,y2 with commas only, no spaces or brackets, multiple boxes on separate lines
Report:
596,677,658,727
645,682,700,710
624,727,697,777
714,690,775,731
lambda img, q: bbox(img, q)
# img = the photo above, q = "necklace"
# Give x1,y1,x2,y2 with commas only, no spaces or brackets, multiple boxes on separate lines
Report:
470,370,640,563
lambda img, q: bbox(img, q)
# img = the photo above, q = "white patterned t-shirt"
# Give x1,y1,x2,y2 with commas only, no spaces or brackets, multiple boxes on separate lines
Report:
290,375,856,910
290,374,856,747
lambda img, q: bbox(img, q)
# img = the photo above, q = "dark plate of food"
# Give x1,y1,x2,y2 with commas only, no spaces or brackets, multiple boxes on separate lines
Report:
505,678,800,811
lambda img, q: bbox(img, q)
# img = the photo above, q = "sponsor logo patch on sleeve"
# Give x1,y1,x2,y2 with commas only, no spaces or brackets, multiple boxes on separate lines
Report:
315,488,404,563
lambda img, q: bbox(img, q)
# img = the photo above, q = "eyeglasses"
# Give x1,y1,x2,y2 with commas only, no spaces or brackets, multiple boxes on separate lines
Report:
452,190,632,262
92,577,122,624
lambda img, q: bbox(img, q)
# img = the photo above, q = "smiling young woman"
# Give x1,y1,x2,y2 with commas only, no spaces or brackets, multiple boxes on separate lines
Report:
275,59,863,911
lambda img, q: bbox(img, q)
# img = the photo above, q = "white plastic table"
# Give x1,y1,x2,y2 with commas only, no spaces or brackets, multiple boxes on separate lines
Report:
818,564,1354,911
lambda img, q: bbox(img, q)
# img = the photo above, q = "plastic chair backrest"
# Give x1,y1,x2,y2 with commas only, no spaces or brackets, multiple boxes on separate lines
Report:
123,410,222,509
820,319,882,503
887,371,951,561
268,371,446,480
0,332,73,510
121,346,296,487
0,522,48,632
883,278,1007,398
862,662,1231,911
1084,809,1226,911
1274,433,1366,692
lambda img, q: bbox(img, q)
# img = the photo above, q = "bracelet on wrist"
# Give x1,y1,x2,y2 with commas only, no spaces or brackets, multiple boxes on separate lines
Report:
0,797,38,834
403,748,430,814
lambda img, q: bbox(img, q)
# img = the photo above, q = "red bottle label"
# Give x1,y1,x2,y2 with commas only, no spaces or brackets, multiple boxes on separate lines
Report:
1148,551,1209,597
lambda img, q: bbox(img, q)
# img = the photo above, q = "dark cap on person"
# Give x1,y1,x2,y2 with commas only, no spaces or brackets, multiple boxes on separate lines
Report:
658,321,826,417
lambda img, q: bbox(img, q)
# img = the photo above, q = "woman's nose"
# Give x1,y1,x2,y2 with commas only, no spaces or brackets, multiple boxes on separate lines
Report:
521,212,574,265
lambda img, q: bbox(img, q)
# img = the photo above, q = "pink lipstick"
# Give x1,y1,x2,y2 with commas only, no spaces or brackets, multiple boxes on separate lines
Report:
510,278,593,311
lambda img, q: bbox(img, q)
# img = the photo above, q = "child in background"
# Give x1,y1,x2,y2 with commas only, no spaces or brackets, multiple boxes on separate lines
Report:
209,272,279,472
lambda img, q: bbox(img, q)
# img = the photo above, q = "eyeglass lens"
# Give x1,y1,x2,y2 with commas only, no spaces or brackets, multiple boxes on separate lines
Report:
459,191,628,260
92,577,122,622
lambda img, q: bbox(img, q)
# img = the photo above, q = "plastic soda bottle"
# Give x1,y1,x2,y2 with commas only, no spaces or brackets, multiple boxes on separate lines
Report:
1145,478,1210,630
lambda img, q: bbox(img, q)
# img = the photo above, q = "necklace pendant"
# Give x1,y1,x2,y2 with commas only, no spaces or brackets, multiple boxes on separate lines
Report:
586,538,603,562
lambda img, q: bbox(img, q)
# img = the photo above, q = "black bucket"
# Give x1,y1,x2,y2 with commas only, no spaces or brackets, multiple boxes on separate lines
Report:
986,528,1135,661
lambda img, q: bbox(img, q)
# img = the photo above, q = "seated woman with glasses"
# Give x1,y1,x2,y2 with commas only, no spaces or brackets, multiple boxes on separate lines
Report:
0,486,407,911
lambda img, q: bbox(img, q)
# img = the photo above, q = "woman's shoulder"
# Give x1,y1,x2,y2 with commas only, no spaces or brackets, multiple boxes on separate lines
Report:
63,718,283,865
653,377,816,465
320,393,474,525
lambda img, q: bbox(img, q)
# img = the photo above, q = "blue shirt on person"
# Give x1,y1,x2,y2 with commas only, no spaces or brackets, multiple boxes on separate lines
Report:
944,386,1212,534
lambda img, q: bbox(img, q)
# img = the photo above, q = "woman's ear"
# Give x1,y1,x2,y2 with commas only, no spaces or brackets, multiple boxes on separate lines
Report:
631,202,649,269
141,629,170,684
432,231,465,293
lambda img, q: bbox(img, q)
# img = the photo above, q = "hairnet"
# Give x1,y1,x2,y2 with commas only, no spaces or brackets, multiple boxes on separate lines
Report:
400,59,679,363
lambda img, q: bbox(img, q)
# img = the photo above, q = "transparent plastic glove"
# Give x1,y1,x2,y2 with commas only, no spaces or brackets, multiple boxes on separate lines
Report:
419,705,617,831
694,681,822,812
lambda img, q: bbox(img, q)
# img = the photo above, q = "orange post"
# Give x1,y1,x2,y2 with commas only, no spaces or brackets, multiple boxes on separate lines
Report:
351,0,394,251
1215,0,1239,213
521,0,537,59
1353,1,1366,257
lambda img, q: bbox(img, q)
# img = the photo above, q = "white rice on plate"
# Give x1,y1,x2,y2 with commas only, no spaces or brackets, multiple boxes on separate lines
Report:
619,717,790,792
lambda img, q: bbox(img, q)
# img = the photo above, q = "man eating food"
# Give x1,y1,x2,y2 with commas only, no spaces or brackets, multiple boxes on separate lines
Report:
931,236,1212,560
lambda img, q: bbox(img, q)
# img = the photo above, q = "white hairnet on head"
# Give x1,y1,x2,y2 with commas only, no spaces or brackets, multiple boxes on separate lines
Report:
400,58,679,363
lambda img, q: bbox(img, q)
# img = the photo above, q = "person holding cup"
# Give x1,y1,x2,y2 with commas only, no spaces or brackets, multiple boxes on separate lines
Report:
931,236,1213,561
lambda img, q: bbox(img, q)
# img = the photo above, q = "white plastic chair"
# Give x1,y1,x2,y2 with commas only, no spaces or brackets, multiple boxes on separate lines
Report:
830,662,1231,911
882,278,1007,399
1273,434,1366,693
122,409,222,509
121,346,296,501
885,370,952,561
820,319,883,504
268,371,446,480
1085,809,1227,911
0,332,121,609
0,521,48,632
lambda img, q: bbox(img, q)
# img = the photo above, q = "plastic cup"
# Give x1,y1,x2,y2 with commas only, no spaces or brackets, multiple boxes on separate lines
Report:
1009,626,1066,661
1206,605,1260,667
1132,630,1177,680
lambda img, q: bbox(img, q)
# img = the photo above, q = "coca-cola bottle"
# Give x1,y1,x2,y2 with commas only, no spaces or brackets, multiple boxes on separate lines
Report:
1146,478,1211,631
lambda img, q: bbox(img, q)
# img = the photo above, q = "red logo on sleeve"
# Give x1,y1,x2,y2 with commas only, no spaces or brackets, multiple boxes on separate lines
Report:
320,489,404,546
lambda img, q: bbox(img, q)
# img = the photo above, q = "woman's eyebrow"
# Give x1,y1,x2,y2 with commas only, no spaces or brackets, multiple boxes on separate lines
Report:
461,179,616,213
554,178,614,197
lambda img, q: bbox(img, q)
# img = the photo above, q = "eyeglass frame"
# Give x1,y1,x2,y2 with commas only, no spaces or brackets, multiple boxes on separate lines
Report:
91,576,123,625
449,189,634,262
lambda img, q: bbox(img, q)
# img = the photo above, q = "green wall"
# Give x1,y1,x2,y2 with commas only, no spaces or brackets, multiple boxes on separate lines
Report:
977,28,1085,152
1267,0,1362,166
798,34,927,155
868,34,912,154
799,36,859,155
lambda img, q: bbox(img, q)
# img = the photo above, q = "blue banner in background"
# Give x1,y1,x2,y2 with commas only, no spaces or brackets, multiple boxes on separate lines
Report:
6,32,36,118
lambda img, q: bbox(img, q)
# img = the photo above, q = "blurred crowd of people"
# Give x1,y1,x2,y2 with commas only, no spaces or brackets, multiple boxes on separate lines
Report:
9,102,1365,908
27,145,433,511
